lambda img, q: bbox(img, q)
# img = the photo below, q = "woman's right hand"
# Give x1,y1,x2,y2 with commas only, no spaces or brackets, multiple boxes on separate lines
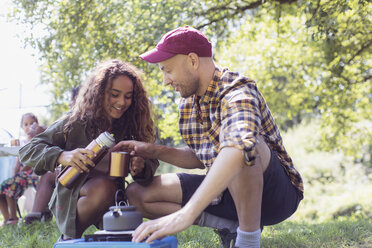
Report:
57,148,96,173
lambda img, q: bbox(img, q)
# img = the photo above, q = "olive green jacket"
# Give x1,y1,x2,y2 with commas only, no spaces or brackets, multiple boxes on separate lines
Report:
19,116,159,238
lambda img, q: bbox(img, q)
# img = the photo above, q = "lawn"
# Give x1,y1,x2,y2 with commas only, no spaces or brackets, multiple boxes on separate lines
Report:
0,216,371,248
1,122,371,247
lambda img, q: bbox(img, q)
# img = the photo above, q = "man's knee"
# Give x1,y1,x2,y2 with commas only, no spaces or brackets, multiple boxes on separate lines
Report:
99,180,117,200
126,182,144,206
255,135,271,172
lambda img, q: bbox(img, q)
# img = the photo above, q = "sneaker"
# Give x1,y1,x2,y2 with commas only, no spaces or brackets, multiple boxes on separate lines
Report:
5,218,19,226
41,210,53,222
24,210,53,225
57,235,66,243
23,212,42,225
214,228,237,248
56,234,73,243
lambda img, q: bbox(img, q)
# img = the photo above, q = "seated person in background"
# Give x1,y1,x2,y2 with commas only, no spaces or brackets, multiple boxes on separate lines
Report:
19,59,159,241
0,113,46,226
23,85,82,225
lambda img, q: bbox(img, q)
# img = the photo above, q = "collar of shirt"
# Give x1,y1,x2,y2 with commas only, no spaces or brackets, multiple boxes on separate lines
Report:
198,66,222,105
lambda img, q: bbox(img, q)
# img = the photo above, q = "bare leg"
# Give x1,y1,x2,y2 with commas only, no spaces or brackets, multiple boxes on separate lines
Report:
32,171,56,212
223,136,270,248
0,195,10,222
126,173,183,219
5,196,18,220
75,176,117,237
228,135,270,232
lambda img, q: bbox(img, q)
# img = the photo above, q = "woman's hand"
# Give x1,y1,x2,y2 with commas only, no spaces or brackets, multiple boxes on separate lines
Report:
57,148,96,173
113,140,157,159
129,156,145,177
132,209,195,243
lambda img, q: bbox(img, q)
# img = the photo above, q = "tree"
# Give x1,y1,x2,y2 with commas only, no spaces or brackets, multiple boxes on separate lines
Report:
9,0,371,157
214,0,371,157
10,0,200,143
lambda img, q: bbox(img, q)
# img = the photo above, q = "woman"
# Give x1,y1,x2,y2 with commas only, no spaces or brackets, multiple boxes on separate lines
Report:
19,59,159,240
0,113,45,225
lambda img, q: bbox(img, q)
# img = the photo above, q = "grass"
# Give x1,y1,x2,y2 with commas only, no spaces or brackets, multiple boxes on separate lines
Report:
0,216,371,247
1,121,371,247
260,217,372,248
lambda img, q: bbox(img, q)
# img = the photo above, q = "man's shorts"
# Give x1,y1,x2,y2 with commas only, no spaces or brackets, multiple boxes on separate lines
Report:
177,149,302,226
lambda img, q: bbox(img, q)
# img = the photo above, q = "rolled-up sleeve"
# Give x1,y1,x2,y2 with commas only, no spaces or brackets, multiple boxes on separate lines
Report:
219,84,261,166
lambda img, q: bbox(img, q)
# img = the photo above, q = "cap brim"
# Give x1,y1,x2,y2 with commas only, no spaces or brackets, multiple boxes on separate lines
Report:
139,48,175,63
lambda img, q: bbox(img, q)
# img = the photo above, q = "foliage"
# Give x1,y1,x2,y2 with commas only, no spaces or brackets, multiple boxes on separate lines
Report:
215,0,371,156
282,120,372,222
9,0,199,139
8,0,371,154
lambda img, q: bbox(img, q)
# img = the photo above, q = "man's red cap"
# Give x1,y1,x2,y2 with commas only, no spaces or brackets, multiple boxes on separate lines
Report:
139,26,212,63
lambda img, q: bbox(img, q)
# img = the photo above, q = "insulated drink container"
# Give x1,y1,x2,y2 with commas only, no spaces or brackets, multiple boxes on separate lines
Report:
57,131,115,189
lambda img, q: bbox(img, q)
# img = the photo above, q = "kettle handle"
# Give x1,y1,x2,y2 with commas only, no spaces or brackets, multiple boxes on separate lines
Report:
114,189,128,207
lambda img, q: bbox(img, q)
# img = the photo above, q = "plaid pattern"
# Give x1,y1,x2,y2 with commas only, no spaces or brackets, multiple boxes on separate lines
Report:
179,67,303,196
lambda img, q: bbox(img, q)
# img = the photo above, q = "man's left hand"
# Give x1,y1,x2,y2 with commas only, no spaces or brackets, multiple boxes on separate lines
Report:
132,210,194,243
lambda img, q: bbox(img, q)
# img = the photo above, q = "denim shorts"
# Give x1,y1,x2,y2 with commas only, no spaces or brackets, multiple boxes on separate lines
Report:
177,149,302,226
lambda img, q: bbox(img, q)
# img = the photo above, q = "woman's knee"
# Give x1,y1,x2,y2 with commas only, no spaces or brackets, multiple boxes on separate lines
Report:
81,178,117,205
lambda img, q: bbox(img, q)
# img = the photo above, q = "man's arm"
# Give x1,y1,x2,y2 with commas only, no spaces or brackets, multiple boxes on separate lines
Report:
113,141,204,169
132,146,245,243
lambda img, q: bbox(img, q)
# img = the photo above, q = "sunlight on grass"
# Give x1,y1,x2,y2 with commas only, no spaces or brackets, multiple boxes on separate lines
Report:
261,217,372,248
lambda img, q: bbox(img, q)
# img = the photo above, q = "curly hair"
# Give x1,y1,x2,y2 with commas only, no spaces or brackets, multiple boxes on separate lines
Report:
64,59,155,143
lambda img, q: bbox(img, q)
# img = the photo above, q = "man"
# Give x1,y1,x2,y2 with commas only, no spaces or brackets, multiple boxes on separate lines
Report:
114,26,303,248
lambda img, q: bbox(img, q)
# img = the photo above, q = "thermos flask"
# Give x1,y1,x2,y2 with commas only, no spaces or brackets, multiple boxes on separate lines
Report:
57,131,115,189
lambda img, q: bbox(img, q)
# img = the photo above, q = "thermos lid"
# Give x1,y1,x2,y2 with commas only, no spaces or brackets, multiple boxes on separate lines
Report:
96,131,115,148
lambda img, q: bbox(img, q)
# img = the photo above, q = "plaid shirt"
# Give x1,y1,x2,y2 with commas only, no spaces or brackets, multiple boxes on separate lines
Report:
179,67,303,197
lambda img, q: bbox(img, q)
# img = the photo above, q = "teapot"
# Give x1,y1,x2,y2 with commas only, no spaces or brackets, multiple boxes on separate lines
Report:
102,189,142,231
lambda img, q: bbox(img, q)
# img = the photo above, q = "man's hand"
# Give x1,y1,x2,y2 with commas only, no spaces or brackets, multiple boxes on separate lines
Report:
113,140,157,159
57,148,96,173
132,209,195,243
114,140,204,169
